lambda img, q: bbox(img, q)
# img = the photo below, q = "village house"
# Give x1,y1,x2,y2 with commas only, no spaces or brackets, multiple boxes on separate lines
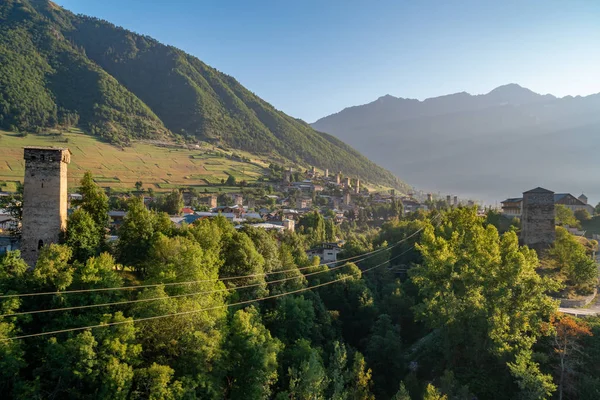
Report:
401,197,427,214
306,242,344,263
501,192,594,218
0,215,18,232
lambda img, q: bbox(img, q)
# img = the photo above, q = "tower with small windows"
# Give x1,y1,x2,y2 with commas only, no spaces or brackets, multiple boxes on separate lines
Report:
21,147,71,266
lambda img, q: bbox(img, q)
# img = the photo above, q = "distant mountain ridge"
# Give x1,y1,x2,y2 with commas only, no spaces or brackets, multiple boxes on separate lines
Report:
312,84,600,203
0,0,407,190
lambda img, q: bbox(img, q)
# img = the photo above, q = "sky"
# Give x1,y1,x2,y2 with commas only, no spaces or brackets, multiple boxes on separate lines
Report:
55,0,600,123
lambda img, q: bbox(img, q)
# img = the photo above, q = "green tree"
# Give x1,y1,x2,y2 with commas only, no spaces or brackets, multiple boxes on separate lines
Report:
423,384,448,400
347,352,375,400
117,197,172,270
555,205,580,228
365,314,403,397
223,306,283,399
328,341,349,400
225,175,236,186
575,209,591,222
32,244,74,291
285,349,328,400
549,227,598,294
162,190,183,215
221,231,267,301
507,350,556,400
74,171,109,235
131,363,184,400
410,208,558,399
391,382,411,400
66,209,100,262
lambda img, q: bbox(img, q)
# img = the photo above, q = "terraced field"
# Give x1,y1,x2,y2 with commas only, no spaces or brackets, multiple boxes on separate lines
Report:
0,130,269,192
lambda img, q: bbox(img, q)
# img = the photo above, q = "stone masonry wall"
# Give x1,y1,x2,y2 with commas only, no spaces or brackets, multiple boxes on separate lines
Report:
21,148,70,266
521,189,555,253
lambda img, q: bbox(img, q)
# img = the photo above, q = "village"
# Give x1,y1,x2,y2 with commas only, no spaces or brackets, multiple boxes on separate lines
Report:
2,148,600,276
1,147,599,317
0,146,461,263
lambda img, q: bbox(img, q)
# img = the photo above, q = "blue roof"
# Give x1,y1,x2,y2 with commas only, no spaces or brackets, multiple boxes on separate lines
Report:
184,214,202,224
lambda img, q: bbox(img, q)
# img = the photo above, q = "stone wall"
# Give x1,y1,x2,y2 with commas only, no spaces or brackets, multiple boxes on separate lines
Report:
521,188,555,252
558,288,597,308
21,147,70,266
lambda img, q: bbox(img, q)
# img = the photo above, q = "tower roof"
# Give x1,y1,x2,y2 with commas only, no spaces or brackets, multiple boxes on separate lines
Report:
24,146,71,153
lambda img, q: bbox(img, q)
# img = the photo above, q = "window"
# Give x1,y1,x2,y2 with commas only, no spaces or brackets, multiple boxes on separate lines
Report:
38,240,43,250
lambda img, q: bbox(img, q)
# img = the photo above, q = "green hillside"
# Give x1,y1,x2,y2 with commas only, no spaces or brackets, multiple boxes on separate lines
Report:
0,0,408,191
0,129,277,192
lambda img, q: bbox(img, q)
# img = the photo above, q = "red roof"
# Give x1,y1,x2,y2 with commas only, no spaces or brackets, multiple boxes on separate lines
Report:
181,208,194,214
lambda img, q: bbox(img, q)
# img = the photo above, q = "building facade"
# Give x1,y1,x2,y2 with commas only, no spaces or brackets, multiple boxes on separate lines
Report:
21,147,71,266
520,187,555,252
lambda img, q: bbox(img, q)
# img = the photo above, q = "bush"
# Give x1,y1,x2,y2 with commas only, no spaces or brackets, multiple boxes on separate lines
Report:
575,209,592,222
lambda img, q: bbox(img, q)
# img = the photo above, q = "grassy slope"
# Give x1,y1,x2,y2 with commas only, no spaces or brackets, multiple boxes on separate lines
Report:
0,130,270,192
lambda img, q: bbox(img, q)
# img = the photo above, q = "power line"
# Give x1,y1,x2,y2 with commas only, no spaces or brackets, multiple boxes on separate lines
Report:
1,245,416,342
0,251,380,318
0,222,430,300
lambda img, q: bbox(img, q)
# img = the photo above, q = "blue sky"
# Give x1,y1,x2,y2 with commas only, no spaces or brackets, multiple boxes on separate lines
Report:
55,0,600,122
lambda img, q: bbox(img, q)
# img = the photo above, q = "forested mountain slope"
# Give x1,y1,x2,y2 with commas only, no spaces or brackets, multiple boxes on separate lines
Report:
0,0,406,189
312,84,600,202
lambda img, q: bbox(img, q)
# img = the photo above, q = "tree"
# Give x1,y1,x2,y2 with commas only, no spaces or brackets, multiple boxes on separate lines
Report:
131,363,184,400
285,349,328,400
347,352,375,400
225,175,236,186
223,307,283,399
66,209,100,262
423,384,448,400
391,382,411,400
410,208,558,399
74,172,109,234
365,314,403,397
555,205,580,228
575,209,591,222
220,231,267,301
117,197,171,270
549,227,598,294
551,315,593,400
135,181,143,191
507,350,556,400
150,190,183,215
32,244,74,291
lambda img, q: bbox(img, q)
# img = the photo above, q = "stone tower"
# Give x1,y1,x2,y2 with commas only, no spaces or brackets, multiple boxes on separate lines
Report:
520,187,555,253
21,147,71,266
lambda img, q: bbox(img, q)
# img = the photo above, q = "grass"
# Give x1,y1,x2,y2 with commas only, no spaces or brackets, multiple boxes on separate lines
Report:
0,130,269,192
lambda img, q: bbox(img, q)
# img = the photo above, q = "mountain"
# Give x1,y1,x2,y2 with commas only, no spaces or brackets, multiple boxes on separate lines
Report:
312,84,600,203
0,0,407,190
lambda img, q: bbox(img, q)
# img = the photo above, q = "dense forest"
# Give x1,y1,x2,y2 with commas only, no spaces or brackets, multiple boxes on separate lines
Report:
0,0,406,190
1,174,600,399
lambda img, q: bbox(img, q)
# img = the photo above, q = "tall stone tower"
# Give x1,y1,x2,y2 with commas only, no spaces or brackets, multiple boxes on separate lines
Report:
21,147,71,266
521,187,555,253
